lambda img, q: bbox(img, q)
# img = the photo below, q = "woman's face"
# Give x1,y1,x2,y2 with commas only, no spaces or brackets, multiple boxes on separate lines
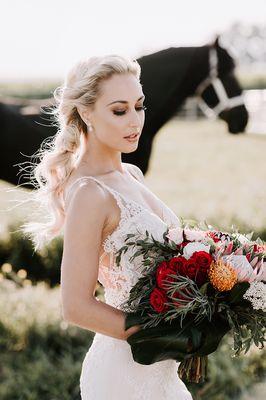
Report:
83,73,146,153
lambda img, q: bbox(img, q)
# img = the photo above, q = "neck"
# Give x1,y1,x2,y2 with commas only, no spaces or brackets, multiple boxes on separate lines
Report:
76,133,124,175
186,45,211,95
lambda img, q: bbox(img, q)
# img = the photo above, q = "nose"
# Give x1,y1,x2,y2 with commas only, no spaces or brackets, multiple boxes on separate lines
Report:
129,110,142,129
129,124,141,135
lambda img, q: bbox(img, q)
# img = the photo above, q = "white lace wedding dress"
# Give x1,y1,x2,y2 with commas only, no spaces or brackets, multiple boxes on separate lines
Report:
66,174,193,400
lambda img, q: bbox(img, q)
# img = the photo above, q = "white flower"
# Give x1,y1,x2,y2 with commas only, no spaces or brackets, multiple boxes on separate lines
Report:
166,227,183,245
183,242,211,259
184,228,207,242
243,281,266,311
221,255,255,282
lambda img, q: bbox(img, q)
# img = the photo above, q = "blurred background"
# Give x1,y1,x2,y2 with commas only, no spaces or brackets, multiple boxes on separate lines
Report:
0,1,265,399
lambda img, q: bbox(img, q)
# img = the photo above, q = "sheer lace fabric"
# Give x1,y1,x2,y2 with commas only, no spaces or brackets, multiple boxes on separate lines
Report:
65,176,193,399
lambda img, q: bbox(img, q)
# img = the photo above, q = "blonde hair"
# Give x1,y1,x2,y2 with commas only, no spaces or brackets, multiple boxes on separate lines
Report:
18,54,141,252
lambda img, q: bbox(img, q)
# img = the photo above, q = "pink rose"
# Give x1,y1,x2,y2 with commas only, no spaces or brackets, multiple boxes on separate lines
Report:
166,227,184,245
184,228,207,242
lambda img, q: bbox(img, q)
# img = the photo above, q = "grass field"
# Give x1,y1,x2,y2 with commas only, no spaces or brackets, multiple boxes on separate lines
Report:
1,118,266,236
146,118,266,232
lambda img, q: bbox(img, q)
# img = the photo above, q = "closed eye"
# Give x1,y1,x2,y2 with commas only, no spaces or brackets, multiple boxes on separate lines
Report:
113,105,147,116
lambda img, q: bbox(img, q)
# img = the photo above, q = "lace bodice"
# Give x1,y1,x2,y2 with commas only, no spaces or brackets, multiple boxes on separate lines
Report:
64,174,181,310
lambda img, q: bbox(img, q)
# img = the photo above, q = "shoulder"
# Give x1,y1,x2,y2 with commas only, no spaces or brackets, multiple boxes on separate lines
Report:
64,177,109,219
123,163,145,184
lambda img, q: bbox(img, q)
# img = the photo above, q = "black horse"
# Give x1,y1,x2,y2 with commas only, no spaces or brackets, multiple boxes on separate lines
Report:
0,38,248,188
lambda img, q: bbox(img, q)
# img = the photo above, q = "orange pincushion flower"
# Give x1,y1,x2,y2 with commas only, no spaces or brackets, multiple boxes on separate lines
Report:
208,259,237,291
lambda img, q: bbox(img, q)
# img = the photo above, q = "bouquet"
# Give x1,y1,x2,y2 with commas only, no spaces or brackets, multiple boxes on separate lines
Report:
115,221,266,383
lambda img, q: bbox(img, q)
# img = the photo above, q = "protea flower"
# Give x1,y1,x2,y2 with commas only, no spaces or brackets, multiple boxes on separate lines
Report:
208,259,237,291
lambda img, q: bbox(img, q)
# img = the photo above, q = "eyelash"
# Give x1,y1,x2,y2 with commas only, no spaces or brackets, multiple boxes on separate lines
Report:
113,105,147,116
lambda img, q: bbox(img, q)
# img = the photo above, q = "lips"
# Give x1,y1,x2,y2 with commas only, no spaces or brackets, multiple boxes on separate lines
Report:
124,132,139,139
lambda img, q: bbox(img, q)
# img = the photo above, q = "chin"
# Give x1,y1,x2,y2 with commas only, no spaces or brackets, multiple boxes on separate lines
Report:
123,146,138,154
121,142,139,153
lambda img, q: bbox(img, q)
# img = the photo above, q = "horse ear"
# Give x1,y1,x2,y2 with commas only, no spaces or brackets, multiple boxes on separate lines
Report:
213,35,220,48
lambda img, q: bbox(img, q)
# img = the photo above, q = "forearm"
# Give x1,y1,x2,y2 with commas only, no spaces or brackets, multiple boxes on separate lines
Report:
63,297,139,340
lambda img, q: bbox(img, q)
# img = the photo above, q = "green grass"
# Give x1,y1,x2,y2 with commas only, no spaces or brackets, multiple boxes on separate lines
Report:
0,279,93,400
145,118,266,233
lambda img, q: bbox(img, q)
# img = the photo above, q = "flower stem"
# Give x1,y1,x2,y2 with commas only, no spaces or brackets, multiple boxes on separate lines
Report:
178,356,208,383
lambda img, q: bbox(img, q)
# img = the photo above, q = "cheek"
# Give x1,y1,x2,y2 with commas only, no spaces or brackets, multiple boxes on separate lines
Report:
97,115,125,143
103,113,124,128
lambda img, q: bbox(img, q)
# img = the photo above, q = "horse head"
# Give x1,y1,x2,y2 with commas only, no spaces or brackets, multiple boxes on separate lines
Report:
196,37,248,133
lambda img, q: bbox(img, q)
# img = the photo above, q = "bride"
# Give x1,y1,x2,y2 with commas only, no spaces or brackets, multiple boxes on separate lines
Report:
22,55,193,399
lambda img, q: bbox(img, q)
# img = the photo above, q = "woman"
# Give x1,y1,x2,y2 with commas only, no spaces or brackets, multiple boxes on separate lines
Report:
22,55,193,399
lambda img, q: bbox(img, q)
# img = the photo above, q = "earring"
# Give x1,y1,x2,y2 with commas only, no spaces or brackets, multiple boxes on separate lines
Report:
87,121,93,132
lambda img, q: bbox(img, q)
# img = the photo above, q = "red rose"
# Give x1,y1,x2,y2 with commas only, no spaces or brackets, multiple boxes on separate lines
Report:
191,251,213,271
195,270,208,286
183,258,208,286
169,256,187,275
185,258,198,280
156,262,176,290
189,251,212,286
183,256,208,286
150,288,169,313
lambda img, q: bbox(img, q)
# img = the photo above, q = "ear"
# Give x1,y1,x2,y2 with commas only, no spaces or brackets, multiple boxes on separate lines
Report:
213,35,220,48
77,106,92,125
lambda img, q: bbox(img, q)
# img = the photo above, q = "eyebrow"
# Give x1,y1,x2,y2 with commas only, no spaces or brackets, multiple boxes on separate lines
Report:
106,95,145,106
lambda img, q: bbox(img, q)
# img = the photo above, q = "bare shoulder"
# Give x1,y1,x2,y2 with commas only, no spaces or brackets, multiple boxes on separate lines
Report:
123,162,145,184
64,178,109,222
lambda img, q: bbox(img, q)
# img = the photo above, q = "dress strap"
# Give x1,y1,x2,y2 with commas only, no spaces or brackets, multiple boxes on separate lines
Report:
126,165,139,181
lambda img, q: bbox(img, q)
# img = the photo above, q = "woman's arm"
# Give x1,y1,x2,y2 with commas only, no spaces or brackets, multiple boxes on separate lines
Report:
60,180,140,340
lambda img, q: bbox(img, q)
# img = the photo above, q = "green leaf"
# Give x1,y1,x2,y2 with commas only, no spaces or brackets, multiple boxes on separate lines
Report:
227,282,250,305
125,234,137,242
124,312,145,330
199,282,209,295
125,312,232,365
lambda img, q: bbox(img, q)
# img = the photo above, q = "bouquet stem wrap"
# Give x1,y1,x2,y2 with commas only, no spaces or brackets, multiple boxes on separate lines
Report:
125,311,231,382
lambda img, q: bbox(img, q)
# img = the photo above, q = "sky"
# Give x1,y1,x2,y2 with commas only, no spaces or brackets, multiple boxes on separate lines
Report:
0,0,265,81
